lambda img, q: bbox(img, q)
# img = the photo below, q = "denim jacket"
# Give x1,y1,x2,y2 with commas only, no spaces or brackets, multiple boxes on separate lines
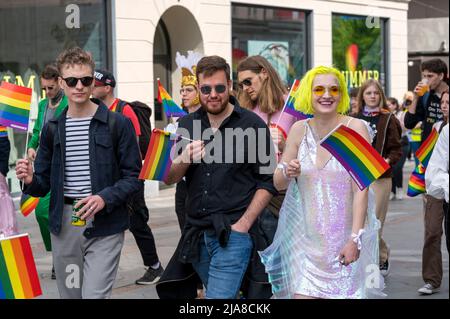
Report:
24,100,143,238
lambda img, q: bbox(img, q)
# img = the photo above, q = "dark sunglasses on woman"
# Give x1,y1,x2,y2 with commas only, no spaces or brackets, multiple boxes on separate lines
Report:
62,76,94,87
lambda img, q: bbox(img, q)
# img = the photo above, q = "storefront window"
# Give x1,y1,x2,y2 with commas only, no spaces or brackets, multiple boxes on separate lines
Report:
232,4,309,87
332,14,388,91
0,0,109,193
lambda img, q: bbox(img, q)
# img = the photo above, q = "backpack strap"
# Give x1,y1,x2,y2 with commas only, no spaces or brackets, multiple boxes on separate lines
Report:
115,100,128,114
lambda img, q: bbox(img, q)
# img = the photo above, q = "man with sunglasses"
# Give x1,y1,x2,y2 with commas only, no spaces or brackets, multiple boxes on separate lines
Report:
161,55,277,299
26,64,68,279
16,47,142,299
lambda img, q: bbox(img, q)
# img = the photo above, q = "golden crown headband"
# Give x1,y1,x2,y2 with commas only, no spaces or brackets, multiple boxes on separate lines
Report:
176,51,203,87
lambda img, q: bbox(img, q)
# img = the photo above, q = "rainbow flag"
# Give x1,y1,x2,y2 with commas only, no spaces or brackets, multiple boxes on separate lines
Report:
157,79,187,118
407,164,426,197
0,234,42,299
320,124,390,190
415,128,438,168
0,125,7,137
0,81,32,131
20,193,40,217
284,79,312,120
139,129,175,182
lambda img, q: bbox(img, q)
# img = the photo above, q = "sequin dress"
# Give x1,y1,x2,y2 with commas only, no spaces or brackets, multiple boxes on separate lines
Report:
260,120,385,299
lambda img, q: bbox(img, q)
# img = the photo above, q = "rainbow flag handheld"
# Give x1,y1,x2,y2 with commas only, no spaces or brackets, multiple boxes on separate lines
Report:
407,164,426,197
284,79,312,120
0,233,42,299
157,79,187,118
20,194,40,217
415,128,438,168
0,81,32,131
139,129,175,182
0,125,7,137
320,124,390,190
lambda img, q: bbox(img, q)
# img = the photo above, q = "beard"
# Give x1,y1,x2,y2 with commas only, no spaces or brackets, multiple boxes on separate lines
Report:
201,97,229,115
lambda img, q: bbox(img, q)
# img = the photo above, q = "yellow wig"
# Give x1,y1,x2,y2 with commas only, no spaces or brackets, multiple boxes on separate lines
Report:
294,66,350,115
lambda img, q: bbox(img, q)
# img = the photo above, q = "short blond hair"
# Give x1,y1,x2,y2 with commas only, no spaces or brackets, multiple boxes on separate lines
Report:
294,66,349,115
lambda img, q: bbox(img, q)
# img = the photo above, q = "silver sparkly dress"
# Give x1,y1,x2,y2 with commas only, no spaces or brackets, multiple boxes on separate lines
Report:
260,121,385,299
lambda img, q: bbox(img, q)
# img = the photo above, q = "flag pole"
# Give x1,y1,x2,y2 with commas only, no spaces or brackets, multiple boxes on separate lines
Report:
275,79,298,128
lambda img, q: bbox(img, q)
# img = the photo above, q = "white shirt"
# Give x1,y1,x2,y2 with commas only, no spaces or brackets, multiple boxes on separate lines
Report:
425,123,449,202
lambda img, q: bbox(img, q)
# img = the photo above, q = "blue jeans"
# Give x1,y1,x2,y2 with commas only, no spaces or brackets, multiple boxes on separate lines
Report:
192,230,253,299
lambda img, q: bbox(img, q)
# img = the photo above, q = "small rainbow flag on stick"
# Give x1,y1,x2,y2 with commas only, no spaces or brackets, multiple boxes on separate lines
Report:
157,79,187,118
283,79,312,121
20,194,40,217
407,164,426,197
139,129,175,182
0,125,7,137
0,233,42,299
415,128,438,168
0,81,32,131
320,124,390,190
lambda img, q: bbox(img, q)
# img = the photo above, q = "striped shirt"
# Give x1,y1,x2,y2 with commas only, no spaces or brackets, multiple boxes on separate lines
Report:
64,117,92,198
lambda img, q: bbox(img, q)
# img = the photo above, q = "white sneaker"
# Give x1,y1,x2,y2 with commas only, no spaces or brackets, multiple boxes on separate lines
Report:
396,188,403,200
389,192,395,200
418,283,440,295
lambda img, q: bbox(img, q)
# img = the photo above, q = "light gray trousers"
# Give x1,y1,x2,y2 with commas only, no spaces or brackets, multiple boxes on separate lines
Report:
51,204,124,299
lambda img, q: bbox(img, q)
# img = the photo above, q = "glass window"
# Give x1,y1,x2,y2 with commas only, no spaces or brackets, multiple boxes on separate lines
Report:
232,4,309,87
332,14,388,92
0,0,109,193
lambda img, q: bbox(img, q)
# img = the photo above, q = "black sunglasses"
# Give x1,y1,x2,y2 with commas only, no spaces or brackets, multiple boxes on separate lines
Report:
199,84,227,95
62,76,94,87
238,78,252,89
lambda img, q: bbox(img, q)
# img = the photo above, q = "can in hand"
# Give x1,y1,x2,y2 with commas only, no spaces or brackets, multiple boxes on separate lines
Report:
71,199,86,227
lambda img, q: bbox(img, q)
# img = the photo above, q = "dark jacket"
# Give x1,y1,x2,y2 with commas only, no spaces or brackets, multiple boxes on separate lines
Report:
24,100,143,238
362,110,403,178
0,133,10,176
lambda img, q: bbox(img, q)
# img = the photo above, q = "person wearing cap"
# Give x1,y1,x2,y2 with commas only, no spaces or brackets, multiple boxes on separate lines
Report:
92,69,141,137
92,69,165,285
27,64,69,279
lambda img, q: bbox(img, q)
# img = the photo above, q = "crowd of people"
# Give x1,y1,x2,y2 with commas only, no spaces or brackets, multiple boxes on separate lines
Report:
0,46,448,299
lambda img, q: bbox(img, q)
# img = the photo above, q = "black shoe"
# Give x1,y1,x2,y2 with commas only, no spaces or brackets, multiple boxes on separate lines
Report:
51,266,56,280
135,265,164,285
380,260,390,277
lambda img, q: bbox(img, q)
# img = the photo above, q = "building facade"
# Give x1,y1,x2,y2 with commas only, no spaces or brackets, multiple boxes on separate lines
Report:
0,0,410,194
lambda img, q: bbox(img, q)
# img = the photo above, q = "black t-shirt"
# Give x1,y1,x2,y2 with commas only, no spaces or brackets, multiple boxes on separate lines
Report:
359,114,380,147
404,91,444,142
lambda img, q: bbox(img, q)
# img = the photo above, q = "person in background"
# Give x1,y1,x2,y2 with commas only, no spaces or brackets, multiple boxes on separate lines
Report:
236,55,297,298
418,90,448,296
387,97,409,200
349,87,360,117
356,79,402,277
27,64,69,279
0,126,18,236
92,69,164,285
173,51,203,232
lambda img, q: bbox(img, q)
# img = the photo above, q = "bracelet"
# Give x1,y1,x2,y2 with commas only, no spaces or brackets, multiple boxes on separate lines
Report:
351,229,365,250
277,162,289,179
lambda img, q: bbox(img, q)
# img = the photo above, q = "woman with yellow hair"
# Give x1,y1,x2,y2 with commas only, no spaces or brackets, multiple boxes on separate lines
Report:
260,66,385,299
